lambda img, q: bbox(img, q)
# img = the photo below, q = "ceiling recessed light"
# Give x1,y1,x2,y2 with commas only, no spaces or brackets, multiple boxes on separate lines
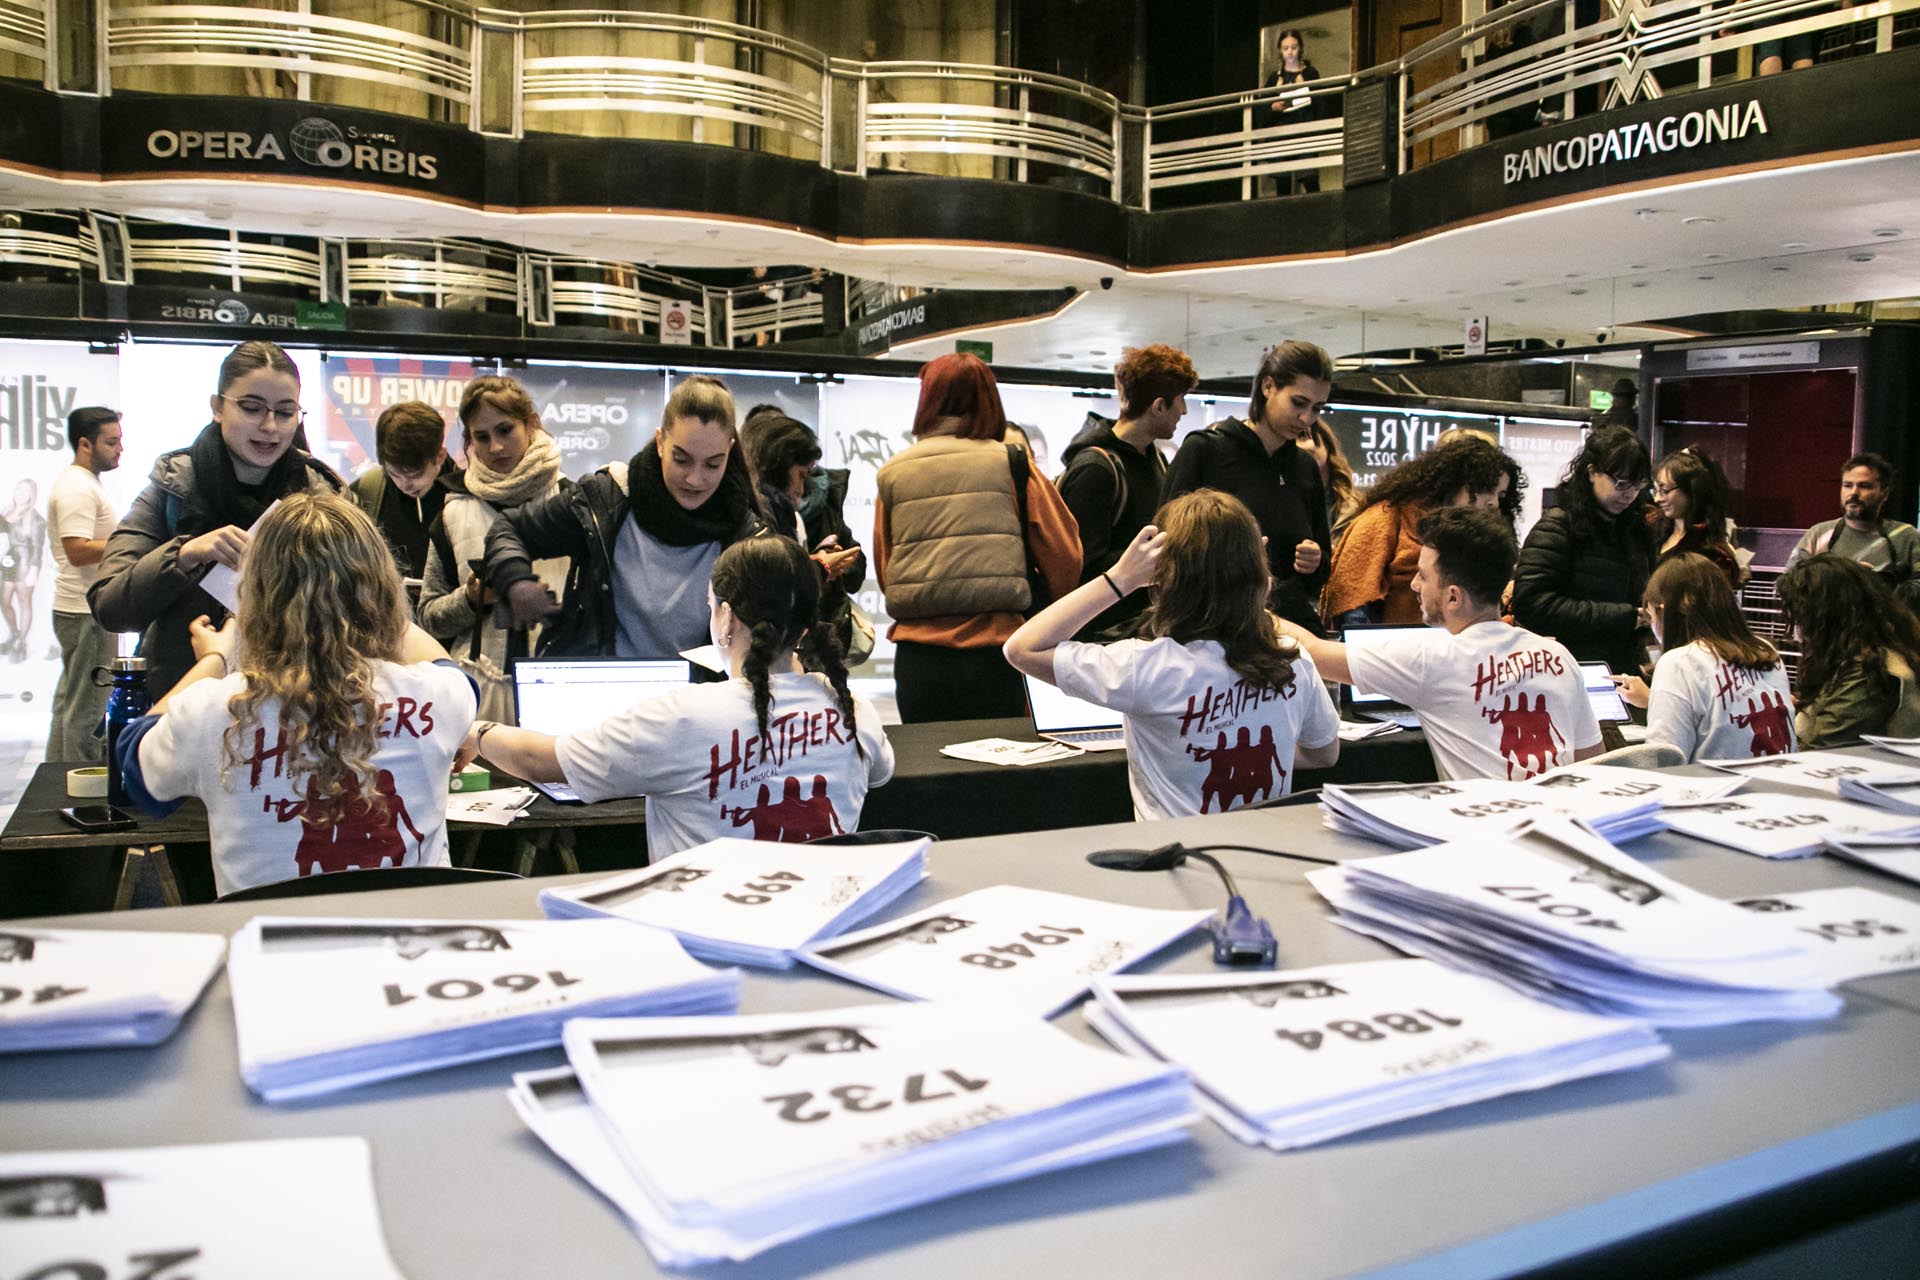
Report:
1501,280,1523,287
1627,263,1647,270
1703,253,1725,260
1771,265,1791,272
1782,241,1808,250
1630,281,1649,288
1632,208,1661,219
1569,288,1588,295
1682,216,1720,226
1696,274,1715,280
1872,228,1901,238
1849,252,1876,263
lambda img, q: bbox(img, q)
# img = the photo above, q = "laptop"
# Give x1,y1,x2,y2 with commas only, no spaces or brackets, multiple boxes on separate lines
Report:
1022,675,1127,751
1340,624,1428,728
510,658,694,802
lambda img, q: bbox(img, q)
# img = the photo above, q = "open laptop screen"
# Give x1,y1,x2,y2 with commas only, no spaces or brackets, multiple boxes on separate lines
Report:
511,659,691,737
1581,662,1630,723
1023,675,1124,734
1339,624,1428,707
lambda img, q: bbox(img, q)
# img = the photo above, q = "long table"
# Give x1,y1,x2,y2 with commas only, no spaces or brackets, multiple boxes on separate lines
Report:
0,718,1434,916
3,749,1918,1278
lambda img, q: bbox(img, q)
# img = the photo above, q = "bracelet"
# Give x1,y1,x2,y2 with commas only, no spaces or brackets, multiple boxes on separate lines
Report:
473,721,499,755
1101,571,1126,601
205,651,229,676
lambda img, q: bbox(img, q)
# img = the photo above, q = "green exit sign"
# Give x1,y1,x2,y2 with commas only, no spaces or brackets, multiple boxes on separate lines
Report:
956,339,993,361
298,300,348,331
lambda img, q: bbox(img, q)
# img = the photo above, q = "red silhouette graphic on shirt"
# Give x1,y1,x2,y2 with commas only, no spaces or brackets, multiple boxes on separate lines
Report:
1731,692,1793,756
721,775,844,842
1187,726,1287,813
287,770,425,876
1481,694,1566,779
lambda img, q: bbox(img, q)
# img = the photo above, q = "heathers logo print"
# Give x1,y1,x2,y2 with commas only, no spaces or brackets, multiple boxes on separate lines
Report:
706,709,854,842
1179,680,1294,813
1715,662,1792,756
146,116,439,180
1473,650,1567,779
236,698,439,877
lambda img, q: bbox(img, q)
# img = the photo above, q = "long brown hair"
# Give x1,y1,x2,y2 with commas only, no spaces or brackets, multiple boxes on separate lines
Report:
1144,489,1300,695
1645,553,1775,669
220,493,411,811
1778,554,1920,702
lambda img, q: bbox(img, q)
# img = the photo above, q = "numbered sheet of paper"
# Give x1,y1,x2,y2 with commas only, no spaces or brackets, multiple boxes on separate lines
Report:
1321,779,1662,849
1087,959,1667,1149
799,885,1210,1016
540,836,928,966
227,916,738,1099
0,1138,406,1279
0,926,224,1051
1661,792,1920,858
1708,750,1920,795
1526,762,1747,808
1824,834,1920,886
555,1001,1193,1261
1735,887,1920,983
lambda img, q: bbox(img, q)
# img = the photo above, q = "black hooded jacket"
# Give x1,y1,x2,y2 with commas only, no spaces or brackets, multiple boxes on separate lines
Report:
1057,413,1167,639
1163,418,1331,634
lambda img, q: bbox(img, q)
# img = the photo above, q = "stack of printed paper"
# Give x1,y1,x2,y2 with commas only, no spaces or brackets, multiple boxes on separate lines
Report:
1733,887,1920,983
1661,792,1920,859
1863,735,1920,760
1085,959,1669,1149
797,884,1211,1016
539,836,928,968
511,1002,1196,1265
1708,750,1920,799
0,1137,406,1279
1320,778,1667,849
1525,762,1747,809
1823,833,1920,885
0,927,224,1051
939,738,1083,765
1308,818,1841,1025
227,916,739,1101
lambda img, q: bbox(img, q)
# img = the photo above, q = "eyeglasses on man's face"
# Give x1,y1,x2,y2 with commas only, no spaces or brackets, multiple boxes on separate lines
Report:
218,395,304,427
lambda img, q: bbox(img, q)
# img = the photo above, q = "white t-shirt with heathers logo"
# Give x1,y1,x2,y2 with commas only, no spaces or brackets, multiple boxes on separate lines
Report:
556,672,895,861
1346,619,1600,781
1647,641,1797,763
1052,637,1340,820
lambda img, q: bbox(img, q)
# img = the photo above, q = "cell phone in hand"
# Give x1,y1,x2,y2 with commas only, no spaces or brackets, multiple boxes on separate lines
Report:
59,804,137,832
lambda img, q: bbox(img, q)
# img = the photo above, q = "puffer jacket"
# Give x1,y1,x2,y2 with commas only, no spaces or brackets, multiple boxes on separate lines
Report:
1512,504,1653,674
89,447,342,697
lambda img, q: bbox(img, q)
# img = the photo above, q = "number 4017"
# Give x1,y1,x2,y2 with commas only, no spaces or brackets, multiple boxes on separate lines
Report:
383,971,579,1006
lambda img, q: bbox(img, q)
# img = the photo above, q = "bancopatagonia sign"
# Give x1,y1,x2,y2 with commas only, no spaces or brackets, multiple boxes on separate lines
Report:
856,302,927,350
145,116,439,180
1501,99,1767,185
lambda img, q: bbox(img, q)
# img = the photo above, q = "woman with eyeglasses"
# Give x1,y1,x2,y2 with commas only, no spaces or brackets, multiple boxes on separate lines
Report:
91,339,343,696
1512,424,1656,676
1648,446,1743,588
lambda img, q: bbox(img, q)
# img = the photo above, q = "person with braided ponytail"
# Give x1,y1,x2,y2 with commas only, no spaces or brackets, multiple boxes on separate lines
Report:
462,534,893,859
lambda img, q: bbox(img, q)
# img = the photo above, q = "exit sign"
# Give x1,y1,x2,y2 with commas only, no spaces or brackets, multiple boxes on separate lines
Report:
956,339,993,361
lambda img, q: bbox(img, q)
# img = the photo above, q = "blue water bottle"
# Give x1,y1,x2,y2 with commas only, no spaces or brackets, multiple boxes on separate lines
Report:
101,656,151,808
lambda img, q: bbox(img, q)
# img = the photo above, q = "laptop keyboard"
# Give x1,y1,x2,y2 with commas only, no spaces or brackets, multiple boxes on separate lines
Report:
1047,728,1126,748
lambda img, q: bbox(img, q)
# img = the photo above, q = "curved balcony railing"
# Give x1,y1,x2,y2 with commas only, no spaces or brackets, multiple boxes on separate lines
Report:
839,59,1121,194
346,239,518,311
516,10,827,154
1132,77,1348,210
1398,0,1920,166
1,0,1909,208
106,1,473,115
0,0,52,85
0,210,93,274
128,229,323,291
536,255,714,342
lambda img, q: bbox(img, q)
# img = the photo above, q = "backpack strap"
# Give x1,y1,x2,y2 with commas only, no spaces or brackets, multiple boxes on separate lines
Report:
1006,444,1048,612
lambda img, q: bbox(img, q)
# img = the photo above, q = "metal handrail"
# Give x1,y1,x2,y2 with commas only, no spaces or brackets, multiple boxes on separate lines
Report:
1132,76,1349,207
0,0,50,80
128,236,323,290
107,2,473,104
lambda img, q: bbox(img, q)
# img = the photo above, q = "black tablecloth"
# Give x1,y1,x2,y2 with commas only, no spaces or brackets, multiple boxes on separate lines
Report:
2,721,1433,915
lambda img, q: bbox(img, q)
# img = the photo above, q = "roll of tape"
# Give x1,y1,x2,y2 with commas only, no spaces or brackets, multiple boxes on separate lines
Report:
67,766,109,798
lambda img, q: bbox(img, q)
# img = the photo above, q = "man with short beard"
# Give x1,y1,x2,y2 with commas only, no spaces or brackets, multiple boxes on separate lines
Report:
1785,452,1920,609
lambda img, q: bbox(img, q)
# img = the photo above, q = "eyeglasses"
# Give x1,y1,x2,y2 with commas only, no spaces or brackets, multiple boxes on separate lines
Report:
218,395,304,427
1650,482,1678,498
1606,474,1646,494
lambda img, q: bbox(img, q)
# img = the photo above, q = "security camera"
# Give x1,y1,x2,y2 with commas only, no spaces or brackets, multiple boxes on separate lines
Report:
1595,328,1613,344
1099,277,1114,290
